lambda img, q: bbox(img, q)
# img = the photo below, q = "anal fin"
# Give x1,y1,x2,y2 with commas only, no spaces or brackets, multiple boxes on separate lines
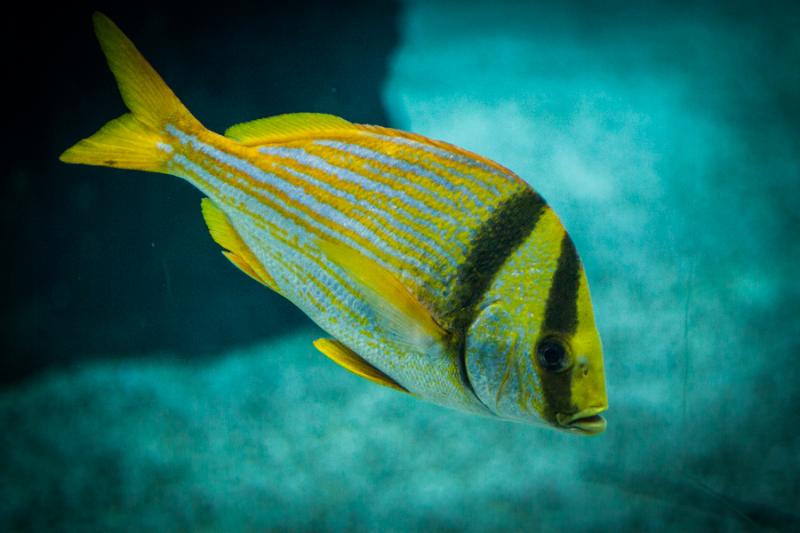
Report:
313,338,408,393
200,197,279,293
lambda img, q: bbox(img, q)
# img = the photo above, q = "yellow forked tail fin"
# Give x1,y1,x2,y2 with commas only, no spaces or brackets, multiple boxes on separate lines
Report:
60,12,201,172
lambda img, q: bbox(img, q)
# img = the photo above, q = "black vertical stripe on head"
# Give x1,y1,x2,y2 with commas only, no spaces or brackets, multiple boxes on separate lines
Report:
543,233,580,335
446,187,546,331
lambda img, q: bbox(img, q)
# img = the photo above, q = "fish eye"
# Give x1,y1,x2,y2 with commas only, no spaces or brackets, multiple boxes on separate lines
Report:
536,337,570,372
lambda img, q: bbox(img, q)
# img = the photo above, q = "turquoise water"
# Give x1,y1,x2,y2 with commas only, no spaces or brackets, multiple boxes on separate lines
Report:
3,1,799,531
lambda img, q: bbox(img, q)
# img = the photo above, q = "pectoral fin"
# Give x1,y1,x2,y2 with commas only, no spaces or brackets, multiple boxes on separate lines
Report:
200,197,279,293
314,338,408,393
316,238,447,354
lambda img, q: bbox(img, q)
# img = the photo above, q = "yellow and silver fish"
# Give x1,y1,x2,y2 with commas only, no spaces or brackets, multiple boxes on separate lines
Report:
62,13,608,434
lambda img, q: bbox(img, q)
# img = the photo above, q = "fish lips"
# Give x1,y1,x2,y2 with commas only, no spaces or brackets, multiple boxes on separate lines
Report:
556,406,608,435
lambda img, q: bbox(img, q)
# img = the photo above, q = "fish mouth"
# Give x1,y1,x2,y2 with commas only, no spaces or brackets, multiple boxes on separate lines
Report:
556,406,607,435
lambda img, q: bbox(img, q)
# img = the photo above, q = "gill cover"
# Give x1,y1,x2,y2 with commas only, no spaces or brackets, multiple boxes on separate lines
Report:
466,303,539,423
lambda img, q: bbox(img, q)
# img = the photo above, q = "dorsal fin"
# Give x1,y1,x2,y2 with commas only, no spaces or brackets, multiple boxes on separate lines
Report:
313,338,408,393
200,198,279,292
224,113,360,144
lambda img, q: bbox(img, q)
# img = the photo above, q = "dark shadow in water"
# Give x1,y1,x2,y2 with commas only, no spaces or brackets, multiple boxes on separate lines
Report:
1,0,401,385
581,467,800,531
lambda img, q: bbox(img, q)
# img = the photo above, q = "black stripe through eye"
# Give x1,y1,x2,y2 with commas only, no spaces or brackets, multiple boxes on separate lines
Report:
542,233,580,335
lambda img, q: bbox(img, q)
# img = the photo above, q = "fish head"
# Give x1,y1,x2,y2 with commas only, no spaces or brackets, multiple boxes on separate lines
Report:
464,237,607,434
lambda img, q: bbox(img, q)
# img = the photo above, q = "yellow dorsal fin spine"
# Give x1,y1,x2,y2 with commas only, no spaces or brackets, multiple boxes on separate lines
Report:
224,113,360,145
60,12,201,172
313,338,408,393
200,198,279,292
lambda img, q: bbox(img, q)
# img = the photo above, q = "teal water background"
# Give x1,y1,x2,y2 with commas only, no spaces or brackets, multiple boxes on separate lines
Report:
2,1,799,531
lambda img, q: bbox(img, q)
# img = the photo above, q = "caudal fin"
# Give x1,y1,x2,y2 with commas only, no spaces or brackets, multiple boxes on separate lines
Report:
60,12,201,172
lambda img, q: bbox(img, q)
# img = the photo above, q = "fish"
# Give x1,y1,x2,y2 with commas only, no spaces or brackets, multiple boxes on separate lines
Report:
61,13,608,434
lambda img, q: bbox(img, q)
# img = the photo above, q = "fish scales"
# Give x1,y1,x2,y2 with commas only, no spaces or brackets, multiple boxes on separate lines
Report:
168,129,372,327
171,117,532,317
257,146,457,268
257,146,452,279
168,126,429,343
168,122,533,409
272,133,529,304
